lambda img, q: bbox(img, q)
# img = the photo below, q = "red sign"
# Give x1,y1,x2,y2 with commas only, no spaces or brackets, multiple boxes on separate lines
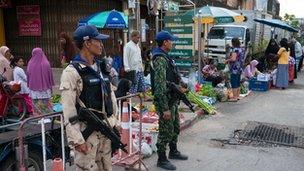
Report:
17,5,41,36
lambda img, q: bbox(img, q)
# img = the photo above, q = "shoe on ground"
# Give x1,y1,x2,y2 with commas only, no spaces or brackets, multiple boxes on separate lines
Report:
169,151,188,160
157,160,176,170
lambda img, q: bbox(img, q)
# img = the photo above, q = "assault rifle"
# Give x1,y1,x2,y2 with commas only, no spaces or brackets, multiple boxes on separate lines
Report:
167,82,195,113
69,107,128,153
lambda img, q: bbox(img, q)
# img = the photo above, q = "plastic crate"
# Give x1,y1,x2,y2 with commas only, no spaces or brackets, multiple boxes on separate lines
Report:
249,78,270,91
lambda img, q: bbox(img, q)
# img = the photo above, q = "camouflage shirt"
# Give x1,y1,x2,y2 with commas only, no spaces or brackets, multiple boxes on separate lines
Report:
153,56,170,113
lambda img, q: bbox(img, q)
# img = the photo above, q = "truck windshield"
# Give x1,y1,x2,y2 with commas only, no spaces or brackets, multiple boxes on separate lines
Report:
208,27,245,40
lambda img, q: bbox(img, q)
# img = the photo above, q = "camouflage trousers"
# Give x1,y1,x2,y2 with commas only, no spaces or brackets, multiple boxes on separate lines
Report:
156,104,180,153
74,131,112,171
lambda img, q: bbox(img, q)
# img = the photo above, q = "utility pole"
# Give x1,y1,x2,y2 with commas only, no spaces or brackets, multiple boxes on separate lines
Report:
128,0,140,39
136,0,141,32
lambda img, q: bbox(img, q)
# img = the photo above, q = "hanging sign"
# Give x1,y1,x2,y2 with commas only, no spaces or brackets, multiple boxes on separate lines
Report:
17,5,41,36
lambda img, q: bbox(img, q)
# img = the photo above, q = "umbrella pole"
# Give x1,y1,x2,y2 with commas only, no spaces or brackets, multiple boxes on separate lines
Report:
198,13,202,84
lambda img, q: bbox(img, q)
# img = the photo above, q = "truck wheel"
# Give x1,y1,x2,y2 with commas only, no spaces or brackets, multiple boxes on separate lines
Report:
1,150,43,171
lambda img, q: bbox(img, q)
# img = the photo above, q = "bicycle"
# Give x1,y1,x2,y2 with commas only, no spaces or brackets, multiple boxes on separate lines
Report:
0,74,27,125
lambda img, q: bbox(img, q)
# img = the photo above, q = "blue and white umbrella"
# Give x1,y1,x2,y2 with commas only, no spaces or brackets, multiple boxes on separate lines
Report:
78,10,128,29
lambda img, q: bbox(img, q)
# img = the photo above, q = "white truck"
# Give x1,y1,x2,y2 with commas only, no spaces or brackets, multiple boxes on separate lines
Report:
205,25,251,63
204,10,274,64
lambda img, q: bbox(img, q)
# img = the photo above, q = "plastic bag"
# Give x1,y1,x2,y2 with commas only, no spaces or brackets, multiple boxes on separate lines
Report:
133,140,152,157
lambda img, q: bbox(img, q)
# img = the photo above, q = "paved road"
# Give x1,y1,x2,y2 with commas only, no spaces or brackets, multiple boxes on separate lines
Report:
114,72,304,171
61,71,304,171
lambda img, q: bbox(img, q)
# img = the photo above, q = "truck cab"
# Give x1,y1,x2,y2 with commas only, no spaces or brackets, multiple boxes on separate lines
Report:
205,25,251,63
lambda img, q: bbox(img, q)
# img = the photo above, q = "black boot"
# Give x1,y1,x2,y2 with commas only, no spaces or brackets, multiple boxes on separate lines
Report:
169,143,188,160
157,152,177,170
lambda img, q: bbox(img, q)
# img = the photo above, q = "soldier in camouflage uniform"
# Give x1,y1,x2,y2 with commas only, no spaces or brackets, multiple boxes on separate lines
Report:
151,31,188,170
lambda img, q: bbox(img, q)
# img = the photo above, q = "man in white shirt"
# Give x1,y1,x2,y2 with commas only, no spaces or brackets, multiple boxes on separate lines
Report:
293,38,303,71
123,30,145,94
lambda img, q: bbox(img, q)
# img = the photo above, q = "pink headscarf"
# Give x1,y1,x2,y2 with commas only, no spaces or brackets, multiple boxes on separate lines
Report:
243,60,259,78
27,48,55,91
0,46,13,81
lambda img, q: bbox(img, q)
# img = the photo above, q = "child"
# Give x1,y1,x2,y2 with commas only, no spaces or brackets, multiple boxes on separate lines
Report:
11,56,34,115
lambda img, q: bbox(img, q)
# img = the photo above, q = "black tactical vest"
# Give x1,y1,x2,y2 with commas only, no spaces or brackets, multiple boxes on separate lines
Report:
72,61,113,117
150,54,180,94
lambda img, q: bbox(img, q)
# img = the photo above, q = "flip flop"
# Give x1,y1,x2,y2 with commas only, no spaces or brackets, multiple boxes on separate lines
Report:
228,99,238,102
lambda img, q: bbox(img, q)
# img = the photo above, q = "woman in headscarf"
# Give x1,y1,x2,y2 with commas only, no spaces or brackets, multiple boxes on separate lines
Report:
27,48,55,115
243,60,261,79
0,46,13,81
264,38,280,70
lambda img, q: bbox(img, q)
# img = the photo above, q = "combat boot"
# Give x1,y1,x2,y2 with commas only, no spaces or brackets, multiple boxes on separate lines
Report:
157,152,177,170
169,143,188,160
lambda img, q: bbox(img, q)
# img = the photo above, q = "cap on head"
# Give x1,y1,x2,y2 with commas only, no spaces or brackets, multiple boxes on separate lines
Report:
73,25,109,42
155,30,178,42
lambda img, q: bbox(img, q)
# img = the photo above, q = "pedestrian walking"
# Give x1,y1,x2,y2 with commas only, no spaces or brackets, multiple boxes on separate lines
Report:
276,38,289,89
289,39,297,80
11,56,33,115
60,25,119,171
151,30,188,170
0,46,13,81
293,38,303,72
27,48,55,116
123,30,145,94
225,38,245,102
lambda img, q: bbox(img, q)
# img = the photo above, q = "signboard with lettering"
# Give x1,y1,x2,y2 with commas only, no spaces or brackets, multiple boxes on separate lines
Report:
174,60,192,67
164,15,193,24
17,5,41,36
173,38,192,45
169,49,192,58
164,26,192,34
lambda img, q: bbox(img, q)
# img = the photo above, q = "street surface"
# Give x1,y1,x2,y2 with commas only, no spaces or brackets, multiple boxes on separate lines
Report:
61,72,304,171
114,72,304,171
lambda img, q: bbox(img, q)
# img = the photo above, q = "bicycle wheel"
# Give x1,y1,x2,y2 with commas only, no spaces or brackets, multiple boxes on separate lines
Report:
7,97,27,121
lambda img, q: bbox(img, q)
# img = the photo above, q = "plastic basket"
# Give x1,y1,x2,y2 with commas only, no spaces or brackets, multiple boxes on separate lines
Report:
249,78,270,91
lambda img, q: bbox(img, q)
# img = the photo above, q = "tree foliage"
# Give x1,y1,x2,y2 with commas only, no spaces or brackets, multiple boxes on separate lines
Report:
283,13,300,29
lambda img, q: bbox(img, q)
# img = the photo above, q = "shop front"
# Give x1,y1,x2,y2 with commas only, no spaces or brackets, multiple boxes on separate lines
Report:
2,0,123,67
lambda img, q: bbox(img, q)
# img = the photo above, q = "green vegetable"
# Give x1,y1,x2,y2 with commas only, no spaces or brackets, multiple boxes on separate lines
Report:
199,85,218,98
146,90,154,99
51,94,61,103
187,91,216,115
240,84,248,94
